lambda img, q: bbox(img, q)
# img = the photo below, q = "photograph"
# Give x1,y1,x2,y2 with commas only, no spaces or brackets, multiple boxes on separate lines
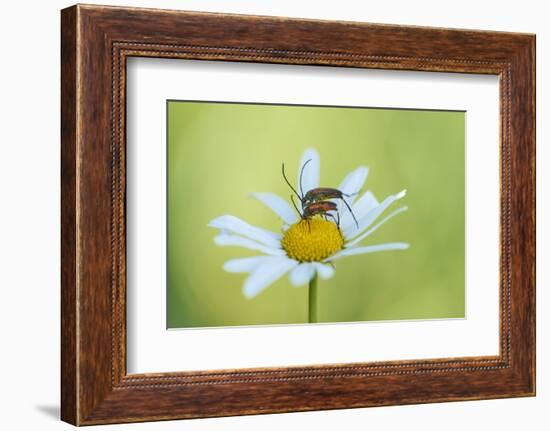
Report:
51,2,537,426
167,101,466,328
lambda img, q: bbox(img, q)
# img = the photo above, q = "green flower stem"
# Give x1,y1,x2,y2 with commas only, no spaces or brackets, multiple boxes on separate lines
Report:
308,274,318,323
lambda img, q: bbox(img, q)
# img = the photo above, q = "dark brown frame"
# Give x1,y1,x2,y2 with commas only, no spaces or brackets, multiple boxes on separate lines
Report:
61,4,536,426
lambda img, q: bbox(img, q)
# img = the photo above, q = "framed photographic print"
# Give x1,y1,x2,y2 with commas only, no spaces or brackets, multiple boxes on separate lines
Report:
61,4,535,425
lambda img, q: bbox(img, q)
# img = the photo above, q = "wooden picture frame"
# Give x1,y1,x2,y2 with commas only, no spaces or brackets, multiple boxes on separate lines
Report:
61,4,535,425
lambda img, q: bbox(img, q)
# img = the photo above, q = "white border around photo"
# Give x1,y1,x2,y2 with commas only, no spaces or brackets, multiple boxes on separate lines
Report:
126,58,500,373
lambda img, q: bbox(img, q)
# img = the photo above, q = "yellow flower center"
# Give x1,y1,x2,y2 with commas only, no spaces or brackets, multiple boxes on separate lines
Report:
281,218,344,262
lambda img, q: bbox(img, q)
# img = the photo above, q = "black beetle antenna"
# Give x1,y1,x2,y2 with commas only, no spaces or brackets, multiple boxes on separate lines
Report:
341,198,359,229
299,159,312,198
290,195,303,217
282,163,302,200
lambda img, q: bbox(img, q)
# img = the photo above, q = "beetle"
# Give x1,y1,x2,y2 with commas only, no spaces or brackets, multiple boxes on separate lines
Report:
302,187,358,228
281,159,359,229
303,200,341,226
289,195,341,227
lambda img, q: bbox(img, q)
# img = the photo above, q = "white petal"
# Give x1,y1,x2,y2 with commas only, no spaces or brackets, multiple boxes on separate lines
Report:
214,234,285,256
314,262,335,280
340,190,379,233
352,191,380,216
251,193,298,225
289,263,315,287
298,148,320,196
243,258,298,298
331,242,410,260
209,215,281,247
223,256,275,273
338,166,369,203
346,206,408,247
344,190,407,239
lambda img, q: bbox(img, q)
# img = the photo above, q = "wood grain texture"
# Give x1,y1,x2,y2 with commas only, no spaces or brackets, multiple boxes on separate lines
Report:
60,4,536,425
60,5,78,425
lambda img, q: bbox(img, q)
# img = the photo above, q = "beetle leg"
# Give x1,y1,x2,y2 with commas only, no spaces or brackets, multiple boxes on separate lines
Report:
326,212,340,227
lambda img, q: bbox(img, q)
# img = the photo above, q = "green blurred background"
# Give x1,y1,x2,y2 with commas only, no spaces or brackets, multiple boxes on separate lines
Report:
167,101,465,329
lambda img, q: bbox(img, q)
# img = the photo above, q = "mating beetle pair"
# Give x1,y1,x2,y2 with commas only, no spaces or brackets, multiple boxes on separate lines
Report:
282,159,359,229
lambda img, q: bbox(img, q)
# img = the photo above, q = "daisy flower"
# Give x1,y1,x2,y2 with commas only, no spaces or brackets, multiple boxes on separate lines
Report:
208,148,409,321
